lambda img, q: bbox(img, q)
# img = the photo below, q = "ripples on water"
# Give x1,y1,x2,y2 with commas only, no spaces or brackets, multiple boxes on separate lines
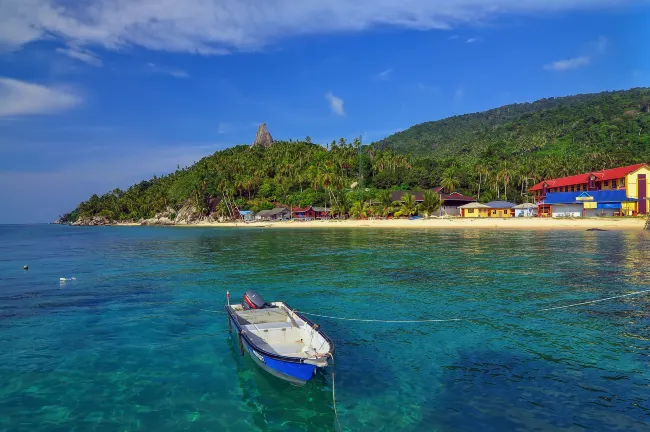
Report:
0,225,649,431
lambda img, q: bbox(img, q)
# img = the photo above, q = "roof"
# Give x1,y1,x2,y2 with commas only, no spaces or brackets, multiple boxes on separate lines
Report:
312,207,330,212
458,202,490,209
392,189,476,203
292,206,312,213
512,203,538,209
543,190,637,204
391,191,425,202
529,163,648,191
486,201,515,208
440,192,476,202
239,210,254,215
258,207,290,217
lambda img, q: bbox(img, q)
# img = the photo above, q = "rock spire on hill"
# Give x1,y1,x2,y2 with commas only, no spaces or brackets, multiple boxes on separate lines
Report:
251,123,274,147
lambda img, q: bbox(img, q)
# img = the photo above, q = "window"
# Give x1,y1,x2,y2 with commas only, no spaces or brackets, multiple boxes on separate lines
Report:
467,209,475,214
611,179,617,188
492,210,496,215
604,180,609,187
570,186,575,192
620,178,626,187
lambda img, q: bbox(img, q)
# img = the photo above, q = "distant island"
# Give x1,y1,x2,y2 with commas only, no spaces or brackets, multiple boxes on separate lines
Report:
57,88,650,226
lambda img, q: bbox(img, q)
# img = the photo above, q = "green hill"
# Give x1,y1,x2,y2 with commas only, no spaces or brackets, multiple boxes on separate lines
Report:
62,88,650,224
374,88,650,159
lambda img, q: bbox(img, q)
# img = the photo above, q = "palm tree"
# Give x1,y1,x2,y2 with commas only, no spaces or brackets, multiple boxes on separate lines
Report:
441,166,460,193
349,201,368,219
499,163,510,201
395,193,418,217
376,190,395,217
418,190,442,218
475,162,486,201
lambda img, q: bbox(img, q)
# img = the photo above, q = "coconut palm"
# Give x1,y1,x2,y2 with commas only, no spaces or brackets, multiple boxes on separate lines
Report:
376,190,395,217
394,193,418,217
441,166,460,193
349,201,368,219
418,190,442,218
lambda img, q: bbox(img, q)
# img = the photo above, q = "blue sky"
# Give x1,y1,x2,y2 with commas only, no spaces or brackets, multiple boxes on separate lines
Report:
0,1,649,223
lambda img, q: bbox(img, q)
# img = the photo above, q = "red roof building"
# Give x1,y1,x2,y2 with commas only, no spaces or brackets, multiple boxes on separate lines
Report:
529,163,649,201
291,206,316,220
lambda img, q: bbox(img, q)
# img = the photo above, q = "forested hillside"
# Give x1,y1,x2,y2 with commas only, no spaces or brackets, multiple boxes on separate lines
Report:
375,88,650,158
62,88,650,223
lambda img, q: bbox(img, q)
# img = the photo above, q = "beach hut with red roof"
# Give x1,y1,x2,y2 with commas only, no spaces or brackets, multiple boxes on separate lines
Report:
292,206,316,220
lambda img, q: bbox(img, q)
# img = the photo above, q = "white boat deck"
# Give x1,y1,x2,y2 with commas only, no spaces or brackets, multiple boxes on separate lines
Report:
229,302,331,362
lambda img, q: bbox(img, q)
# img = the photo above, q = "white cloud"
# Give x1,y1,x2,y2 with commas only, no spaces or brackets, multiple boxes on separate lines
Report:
375,68,393,80
217,122,229,134
592,36,609,54
56,46,103,67
466,38,476,43
0,77,82,116
147,63,190,78
325,91,345,116
543,56,590,71
0,0,623,54
448,34,459,40
544,36,609,72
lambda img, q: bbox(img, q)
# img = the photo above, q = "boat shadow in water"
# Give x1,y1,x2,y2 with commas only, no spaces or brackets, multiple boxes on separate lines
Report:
415,349,650,432
226,337,338,432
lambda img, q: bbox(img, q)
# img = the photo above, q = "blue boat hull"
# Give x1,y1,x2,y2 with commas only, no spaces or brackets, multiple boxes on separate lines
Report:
229,316,318,385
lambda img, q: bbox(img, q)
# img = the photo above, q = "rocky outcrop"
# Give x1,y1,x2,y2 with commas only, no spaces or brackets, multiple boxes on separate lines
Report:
72,216,110,226
251,123,274,147
175,203,203,224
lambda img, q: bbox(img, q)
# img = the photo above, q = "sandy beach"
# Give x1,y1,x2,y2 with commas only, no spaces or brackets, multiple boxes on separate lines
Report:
121,217,649,230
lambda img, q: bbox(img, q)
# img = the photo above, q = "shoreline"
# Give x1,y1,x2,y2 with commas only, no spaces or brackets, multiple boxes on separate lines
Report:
110,217,648,230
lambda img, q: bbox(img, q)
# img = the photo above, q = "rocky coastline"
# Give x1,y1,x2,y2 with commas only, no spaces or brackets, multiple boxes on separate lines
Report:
53,203,232,226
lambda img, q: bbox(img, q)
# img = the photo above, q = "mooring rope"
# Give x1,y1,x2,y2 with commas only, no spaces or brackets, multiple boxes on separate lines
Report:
536,288,650,311
298,312,464,323
198,309,227,314
328,353,342,432
200,288,650,323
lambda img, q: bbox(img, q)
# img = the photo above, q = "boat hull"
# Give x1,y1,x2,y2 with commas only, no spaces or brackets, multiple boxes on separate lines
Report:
229,315,317,385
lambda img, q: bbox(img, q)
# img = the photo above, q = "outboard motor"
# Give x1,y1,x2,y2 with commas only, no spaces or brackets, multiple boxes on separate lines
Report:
242,290,270,310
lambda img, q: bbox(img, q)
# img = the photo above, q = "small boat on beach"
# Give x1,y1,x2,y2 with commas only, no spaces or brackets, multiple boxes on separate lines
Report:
225,290,334,385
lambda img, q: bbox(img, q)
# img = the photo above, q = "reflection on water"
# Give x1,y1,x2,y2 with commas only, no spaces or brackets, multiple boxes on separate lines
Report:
0,225,648,431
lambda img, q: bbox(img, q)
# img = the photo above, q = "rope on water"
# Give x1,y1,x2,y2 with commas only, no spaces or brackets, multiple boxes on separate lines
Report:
299,312,464,323
537,288,650,311
328,353,342,432
198,288,650,323
198,309,227,314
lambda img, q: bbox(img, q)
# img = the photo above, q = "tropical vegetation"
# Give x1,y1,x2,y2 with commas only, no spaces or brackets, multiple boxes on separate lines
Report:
61,88,650,223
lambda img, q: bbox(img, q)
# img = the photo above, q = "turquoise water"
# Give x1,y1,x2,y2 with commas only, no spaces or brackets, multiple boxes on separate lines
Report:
1,225,649,432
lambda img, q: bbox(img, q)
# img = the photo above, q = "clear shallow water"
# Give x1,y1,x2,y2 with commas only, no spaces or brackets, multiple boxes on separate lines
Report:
1,225,649,432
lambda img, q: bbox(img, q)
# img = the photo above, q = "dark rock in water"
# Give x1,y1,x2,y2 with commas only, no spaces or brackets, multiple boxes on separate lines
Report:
586,228,608,232
251,123,274,147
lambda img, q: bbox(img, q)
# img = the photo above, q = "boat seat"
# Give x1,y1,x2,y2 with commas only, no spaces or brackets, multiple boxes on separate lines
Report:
255,341,309,358
245,322,293,331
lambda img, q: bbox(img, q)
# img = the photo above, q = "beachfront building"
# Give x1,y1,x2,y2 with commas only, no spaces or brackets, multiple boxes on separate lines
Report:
391,189,476,216
256,208,290,221
544,191,638,217
239,210,255,222
486,201,515,217
292,206,317,220
458,202,491,217
529,163,650,215
312,207,331,219
512,203,538,217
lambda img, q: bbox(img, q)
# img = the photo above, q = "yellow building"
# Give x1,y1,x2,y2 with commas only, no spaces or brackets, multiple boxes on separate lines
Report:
459,202,491,217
